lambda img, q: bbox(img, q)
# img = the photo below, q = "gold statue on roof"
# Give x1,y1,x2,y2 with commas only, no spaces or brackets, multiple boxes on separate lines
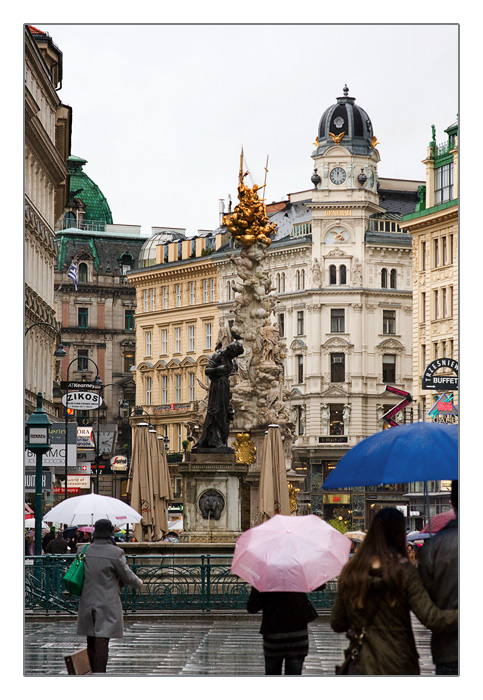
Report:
223,149,276,248
329,132,345,144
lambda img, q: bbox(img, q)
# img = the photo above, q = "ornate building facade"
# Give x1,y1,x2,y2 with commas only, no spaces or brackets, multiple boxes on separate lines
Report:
401,120,458,525
25,25,71,418
127,229,228,453
129,87,423,528
54,159,147,497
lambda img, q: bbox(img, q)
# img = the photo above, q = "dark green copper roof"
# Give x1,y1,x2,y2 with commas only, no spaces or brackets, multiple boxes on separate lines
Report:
68,155,113,225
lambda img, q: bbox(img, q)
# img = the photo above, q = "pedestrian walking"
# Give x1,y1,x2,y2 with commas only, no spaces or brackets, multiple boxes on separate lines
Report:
42,526,56,553
247,588,318,675
45,532,69,554
407,543,417,565
418,480,458,675
330,507,458,675
76,518,143,673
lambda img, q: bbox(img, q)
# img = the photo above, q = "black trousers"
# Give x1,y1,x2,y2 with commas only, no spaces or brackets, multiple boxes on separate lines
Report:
264,655,305,675
87,636,109,673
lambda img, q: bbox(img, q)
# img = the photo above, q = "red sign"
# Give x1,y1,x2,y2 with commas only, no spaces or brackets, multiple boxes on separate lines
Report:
53,487,81,494
383,386,412,427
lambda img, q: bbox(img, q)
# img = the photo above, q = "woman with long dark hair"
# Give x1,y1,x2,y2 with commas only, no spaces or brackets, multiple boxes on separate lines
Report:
330,508,458,675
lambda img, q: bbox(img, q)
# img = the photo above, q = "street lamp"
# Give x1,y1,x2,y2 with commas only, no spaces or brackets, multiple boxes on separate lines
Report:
63,357,102,500
25,322,67,358
96,383,129,495
25,393,52,555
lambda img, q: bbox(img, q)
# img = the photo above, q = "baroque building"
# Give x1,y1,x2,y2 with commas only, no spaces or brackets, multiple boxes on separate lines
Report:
129,87,422,528
401,120,458,527
54,158,147,498
25,25,71,419
127,229,228,453
217,87,421,527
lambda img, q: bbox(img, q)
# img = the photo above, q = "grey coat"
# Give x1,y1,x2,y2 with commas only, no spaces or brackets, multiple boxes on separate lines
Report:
76,539,142,639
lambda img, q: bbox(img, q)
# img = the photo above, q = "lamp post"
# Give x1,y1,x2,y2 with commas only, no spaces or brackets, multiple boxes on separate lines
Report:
96,383,129,496
25,393,52,555
63,357,102,500
25,322,67,359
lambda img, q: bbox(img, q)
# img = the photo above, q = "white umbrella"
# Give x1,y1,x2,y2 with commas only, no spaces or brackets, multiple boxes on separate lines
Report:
25,516,49,530
43,493,142,527
167,518,184,532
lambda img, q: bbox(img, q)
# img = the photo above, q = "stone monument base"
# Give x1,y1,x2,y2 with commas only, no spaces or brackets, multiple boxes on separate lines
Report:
177,452,248,543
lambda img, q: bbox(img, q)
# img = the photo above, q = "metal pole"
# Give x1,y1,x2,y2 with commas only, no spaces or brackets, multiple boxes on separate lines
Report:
96,401,101,494
34,450,44,556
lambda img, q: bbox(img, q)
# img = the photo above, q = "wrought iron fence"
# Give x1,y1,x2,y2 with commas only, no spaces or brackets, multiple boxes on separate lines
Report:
25,554,338,615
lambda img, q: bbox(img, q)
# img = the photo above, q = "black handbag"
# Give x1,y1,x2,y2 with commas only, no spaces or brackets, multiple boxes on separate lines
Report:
335,596,382,675
335,628,367,675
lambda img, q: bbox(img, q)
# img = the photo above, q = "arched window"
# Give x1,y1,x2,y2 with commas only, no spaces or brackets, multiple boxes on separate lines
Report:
226,280,231,300
390,268,397,289
78,262,88,283
329,265,337,285
296,270,301,290
276,273,281,293
301,269,305,289
63,211,76,229
281,272,286,292
119,253,134,275
339,264,347,285
381,268,388,288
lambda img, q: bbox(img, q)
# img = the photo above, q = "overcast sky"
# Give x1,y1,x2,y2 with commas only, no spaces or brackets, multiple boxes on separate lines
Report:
37,23,458,238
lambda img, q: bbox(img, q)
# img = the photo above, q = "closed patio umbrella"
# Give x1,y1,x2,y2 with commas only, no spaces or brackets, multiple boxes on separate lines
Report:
127,422,155,541
152,437,173,540
258,424,290,522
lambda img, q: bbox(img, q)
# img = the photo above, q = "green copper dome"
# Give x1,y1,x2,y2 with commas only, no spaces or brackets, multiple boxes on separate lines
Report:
67,155,113,225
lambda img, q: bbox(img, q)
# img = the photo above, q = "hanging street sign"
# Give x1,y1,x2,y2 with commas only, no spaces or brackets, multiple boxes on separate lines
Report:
422,358,458,391
382,386,412,427
62,391,103,410
61,381,101,391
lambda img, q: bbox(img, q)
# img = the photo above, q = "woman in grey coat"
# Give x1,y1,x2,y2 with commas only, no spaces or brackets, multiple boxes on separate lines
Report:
76,519,143,673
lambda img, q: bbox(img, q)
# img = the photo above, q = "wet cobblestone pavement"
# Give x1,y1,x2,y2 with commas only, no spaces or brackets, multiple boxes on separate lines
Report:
24,613,436,676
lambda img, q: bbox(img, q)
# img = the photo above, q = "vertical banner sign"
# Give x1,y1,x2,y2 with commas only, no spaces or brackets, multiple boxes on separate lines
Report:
382,386,412,427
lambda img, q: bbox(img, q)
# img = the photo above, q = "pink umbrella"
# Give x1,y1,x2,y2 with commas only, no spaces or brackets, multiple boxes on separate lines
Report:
78,526,94,533
421,508,456,533
231,514,351,592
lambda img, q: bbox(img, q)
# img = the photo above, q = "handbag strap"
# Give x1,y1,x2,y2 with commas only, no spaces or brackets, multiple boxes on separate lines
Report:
77,544,89,559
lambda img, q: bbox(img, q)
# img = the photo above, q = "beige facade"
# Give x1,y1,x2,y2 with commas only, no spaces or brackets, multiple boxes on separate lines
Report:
402,123,459,421
25,26,71,419
127,235,226,452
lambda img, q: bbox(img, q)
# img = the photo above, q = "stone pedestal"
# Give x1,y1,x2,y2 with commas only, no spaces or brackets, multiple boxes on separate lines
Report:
178,452,249,543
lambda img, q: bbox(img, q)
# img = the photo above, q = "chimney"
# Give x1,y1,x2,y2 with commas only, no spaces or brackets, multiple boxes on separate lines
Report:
219,199,225,226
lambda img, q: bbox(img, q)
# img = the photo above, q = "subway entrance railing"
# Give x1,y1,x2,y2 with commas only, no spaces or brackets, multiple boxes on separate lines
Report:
25,554,338,614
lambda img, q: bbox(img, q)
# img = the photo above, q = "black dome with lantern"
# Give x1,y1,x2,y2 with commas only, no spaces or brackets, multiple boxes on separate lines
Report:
314,85,376,157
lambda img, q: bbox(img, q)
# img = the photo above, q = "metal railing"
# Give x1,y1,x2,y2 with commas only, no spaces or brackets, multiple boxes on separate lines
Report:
25,554,338,615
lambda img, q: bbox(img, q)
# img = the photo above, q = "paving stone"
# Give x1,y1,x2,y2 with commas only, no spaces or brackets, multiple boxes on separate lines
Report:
24,613,436,676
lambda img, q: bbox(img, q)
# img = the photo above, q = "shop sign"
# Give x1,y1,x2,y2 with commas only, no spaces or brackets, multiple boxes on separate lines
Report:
322,494,351,504
318,436,348,443
25,471,52,492
54,487,80,495
422,358,458,390
77,426,95,448
111,455,129,471
428,393,458,420
62,391,103,410
62,475,90,489
25,423,77,468
382,386,412,427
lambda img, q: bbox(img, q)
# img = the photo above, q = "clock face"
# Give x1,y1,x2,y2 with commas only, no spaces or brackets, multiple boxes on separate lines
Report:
330,167,346,185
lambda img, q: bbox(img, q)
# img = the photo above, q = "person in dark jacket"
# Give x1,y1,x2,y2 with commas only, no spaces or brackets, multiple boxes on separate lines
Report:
418,480,458,675
45,532,69,554
247,588,318,675
42,526,56,552
330,508,458,675
76,519,143,673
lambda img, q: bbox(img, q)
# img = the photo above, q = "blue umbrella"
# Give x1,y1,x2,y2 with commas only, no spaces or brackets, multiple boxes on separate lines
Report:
322,422,458,489
406,531,431,541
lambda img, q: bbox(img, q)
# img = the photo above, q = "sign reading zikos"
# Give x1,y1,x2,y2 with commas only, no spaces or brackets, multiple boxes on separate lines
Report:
422,358,458,391
62,391,103,410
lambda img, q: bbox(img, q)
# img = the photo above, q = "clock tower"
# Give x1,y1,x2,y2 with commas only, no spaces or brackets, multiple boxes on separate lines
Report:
311,84,380,205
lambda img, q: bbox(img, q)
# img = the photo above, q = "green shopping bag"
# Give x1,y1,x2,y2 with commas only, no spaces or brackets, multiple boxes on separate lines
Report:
62,544,89,595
